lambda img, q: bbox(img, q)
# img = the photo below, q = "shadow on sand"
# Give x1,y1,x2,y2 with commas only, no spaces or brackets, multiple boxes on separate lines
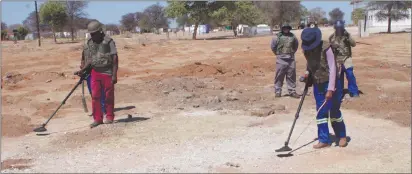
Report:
115,116,150,123
114,105,136,112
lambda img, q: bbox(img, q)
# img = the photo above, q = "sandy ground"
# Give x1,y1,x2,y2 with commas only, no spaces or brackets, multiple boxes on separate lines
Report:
1,27,411,173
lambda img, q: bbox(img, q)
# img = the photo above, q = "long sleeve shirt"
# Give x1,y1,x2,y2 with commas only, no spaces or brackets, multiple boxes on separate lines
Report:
326,47,336,91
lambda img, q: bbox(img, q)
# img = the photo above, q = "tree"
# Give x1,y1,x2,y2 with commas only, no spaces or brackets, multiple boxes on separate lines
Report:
254,1,280,33
166,1,218,39
8,24,23,30
176,14,192,27
65,1,88,41
328,8,345,24
367,1,412,33
1,23,7,40
309,7,326,23
143,3,169,32
279,2,302,26
1,22,7,30
319,18,329,25
24,11,52,32
300,4,309,20
138,14,151,32
40,1,67,43
120,13,137,32
17,26,29,39
255,1,301,32
23,11,38,32
212,1,262,37
351,8,365,26
104,23,120,35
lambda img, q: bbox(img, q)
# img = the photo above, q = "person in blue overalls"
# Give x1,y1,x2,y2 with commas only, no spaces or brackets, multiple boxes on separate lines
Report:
301,26,348,149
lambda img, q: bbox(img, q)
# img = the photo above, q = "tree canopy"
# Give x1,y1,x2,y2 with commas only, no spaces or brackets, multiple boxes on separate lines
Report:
309,7,326,23
65,1,89,41
166,1,218,39
351,8,365,26
39,1,67,42
212,1,262,36
120,13,137,32
328,8,345,24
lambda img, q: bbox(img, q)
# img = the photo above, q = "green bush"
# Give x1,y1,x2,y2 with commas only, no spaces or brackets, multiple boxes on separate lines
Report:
1,30,7,40
17,27,29,40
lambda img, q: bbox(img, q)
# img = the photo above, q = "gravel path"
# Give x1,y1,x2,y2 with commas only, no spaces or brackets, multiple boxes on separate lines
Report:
2,108,410,173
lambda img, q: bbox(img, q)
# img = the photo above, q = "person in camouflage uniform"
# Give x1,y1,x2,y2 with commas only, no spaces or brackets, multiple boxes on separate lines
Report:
81,22,106,117
75,20,119,128
329,20,359,97
12,29,19,44
270,24,300,98
301,26,348,149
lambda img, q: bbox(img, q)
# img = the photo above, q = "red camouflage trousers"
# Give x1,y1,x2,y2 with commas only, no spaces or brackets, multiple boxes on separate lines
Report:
91,69,115,122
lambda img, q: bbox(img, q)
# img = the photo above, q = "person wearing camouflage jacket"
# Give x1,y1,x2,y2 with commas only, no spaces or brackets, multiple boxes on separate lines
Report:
270,24,300,98
329,20,360,97
76,20,119,128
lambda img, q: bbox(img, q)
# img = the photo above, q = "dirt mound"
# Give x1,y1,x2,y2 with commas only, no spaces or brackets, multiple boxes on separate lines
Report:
32,101,71,118
167,62,224,78
26,71,69,82
1,158,33,171
3,72,24,85
27,90,48,96
1,115,34,137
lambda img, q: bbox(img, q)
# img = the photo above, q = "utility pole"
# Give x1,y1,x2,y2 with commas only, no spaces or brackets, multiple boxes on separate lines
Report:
35,1,41,46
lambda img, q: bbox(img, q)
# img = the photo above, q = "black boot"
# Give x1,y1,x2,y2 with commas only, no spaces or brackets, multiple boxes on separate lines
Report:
289,92,300,99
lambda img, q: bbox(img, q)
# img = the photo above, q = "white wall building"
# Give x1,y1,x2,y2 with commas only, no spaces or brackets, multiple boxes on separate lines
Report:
366,8,411,33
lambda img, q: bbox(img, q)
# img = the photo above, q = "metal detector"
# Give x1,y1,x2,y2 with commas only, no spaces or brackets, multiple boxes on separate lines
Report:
33,72,90,133
275,81,310,153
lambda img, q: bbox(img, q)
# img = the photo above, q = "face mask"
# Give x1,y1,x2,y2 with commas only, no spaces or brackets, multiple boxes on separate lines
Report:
335,28,344,36
91,31,103,43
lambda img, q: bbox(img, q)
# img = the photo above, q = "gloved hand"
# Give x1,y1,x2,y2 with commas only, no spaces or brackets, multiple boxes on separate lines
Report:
112,76,117,84
344,30,350,37
331,43,339,49
325,90,333,100
74,70,81,76
299,71,313,87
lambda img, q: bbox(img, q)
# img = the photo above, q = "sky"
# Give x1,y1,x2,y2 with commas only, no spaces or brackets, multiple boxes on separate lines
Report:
1,1,355,28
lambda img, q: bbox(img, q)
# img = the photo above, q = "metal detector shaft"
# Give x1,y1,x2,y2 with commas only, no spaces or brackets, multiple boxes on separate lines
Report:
284,83,309,147
81,80,88,113
42,77,85,126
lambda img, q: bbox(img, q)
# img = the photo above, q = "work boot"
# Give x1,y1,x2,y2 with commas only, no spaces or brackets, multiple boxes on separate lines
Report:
104,120,114,124
289,92,300,99
90,121,103,128
313,142,330,149
275,93,281,98
338,137,348,147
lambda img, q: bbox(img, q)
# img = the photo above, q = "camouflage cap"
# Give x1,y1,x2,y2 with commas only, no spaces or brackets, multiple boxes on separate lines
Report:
281,23,292,30
87,20,103,33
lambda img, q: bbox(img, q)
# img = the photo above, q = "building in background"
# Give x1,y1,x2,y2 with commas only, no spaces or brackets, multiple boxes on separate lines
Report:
366,8,411,33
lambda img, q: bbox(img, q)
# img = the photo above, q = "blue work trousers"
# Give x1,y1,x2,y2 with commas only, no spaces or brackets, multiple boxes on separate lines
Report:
340,65,359,96
313,79,346,144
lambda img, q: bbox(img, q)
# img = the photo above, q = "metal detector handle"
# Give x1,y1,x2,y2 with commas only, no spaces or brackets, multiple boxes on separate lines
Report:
284,82,310,146
43,77,84,126
295,83,309,119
